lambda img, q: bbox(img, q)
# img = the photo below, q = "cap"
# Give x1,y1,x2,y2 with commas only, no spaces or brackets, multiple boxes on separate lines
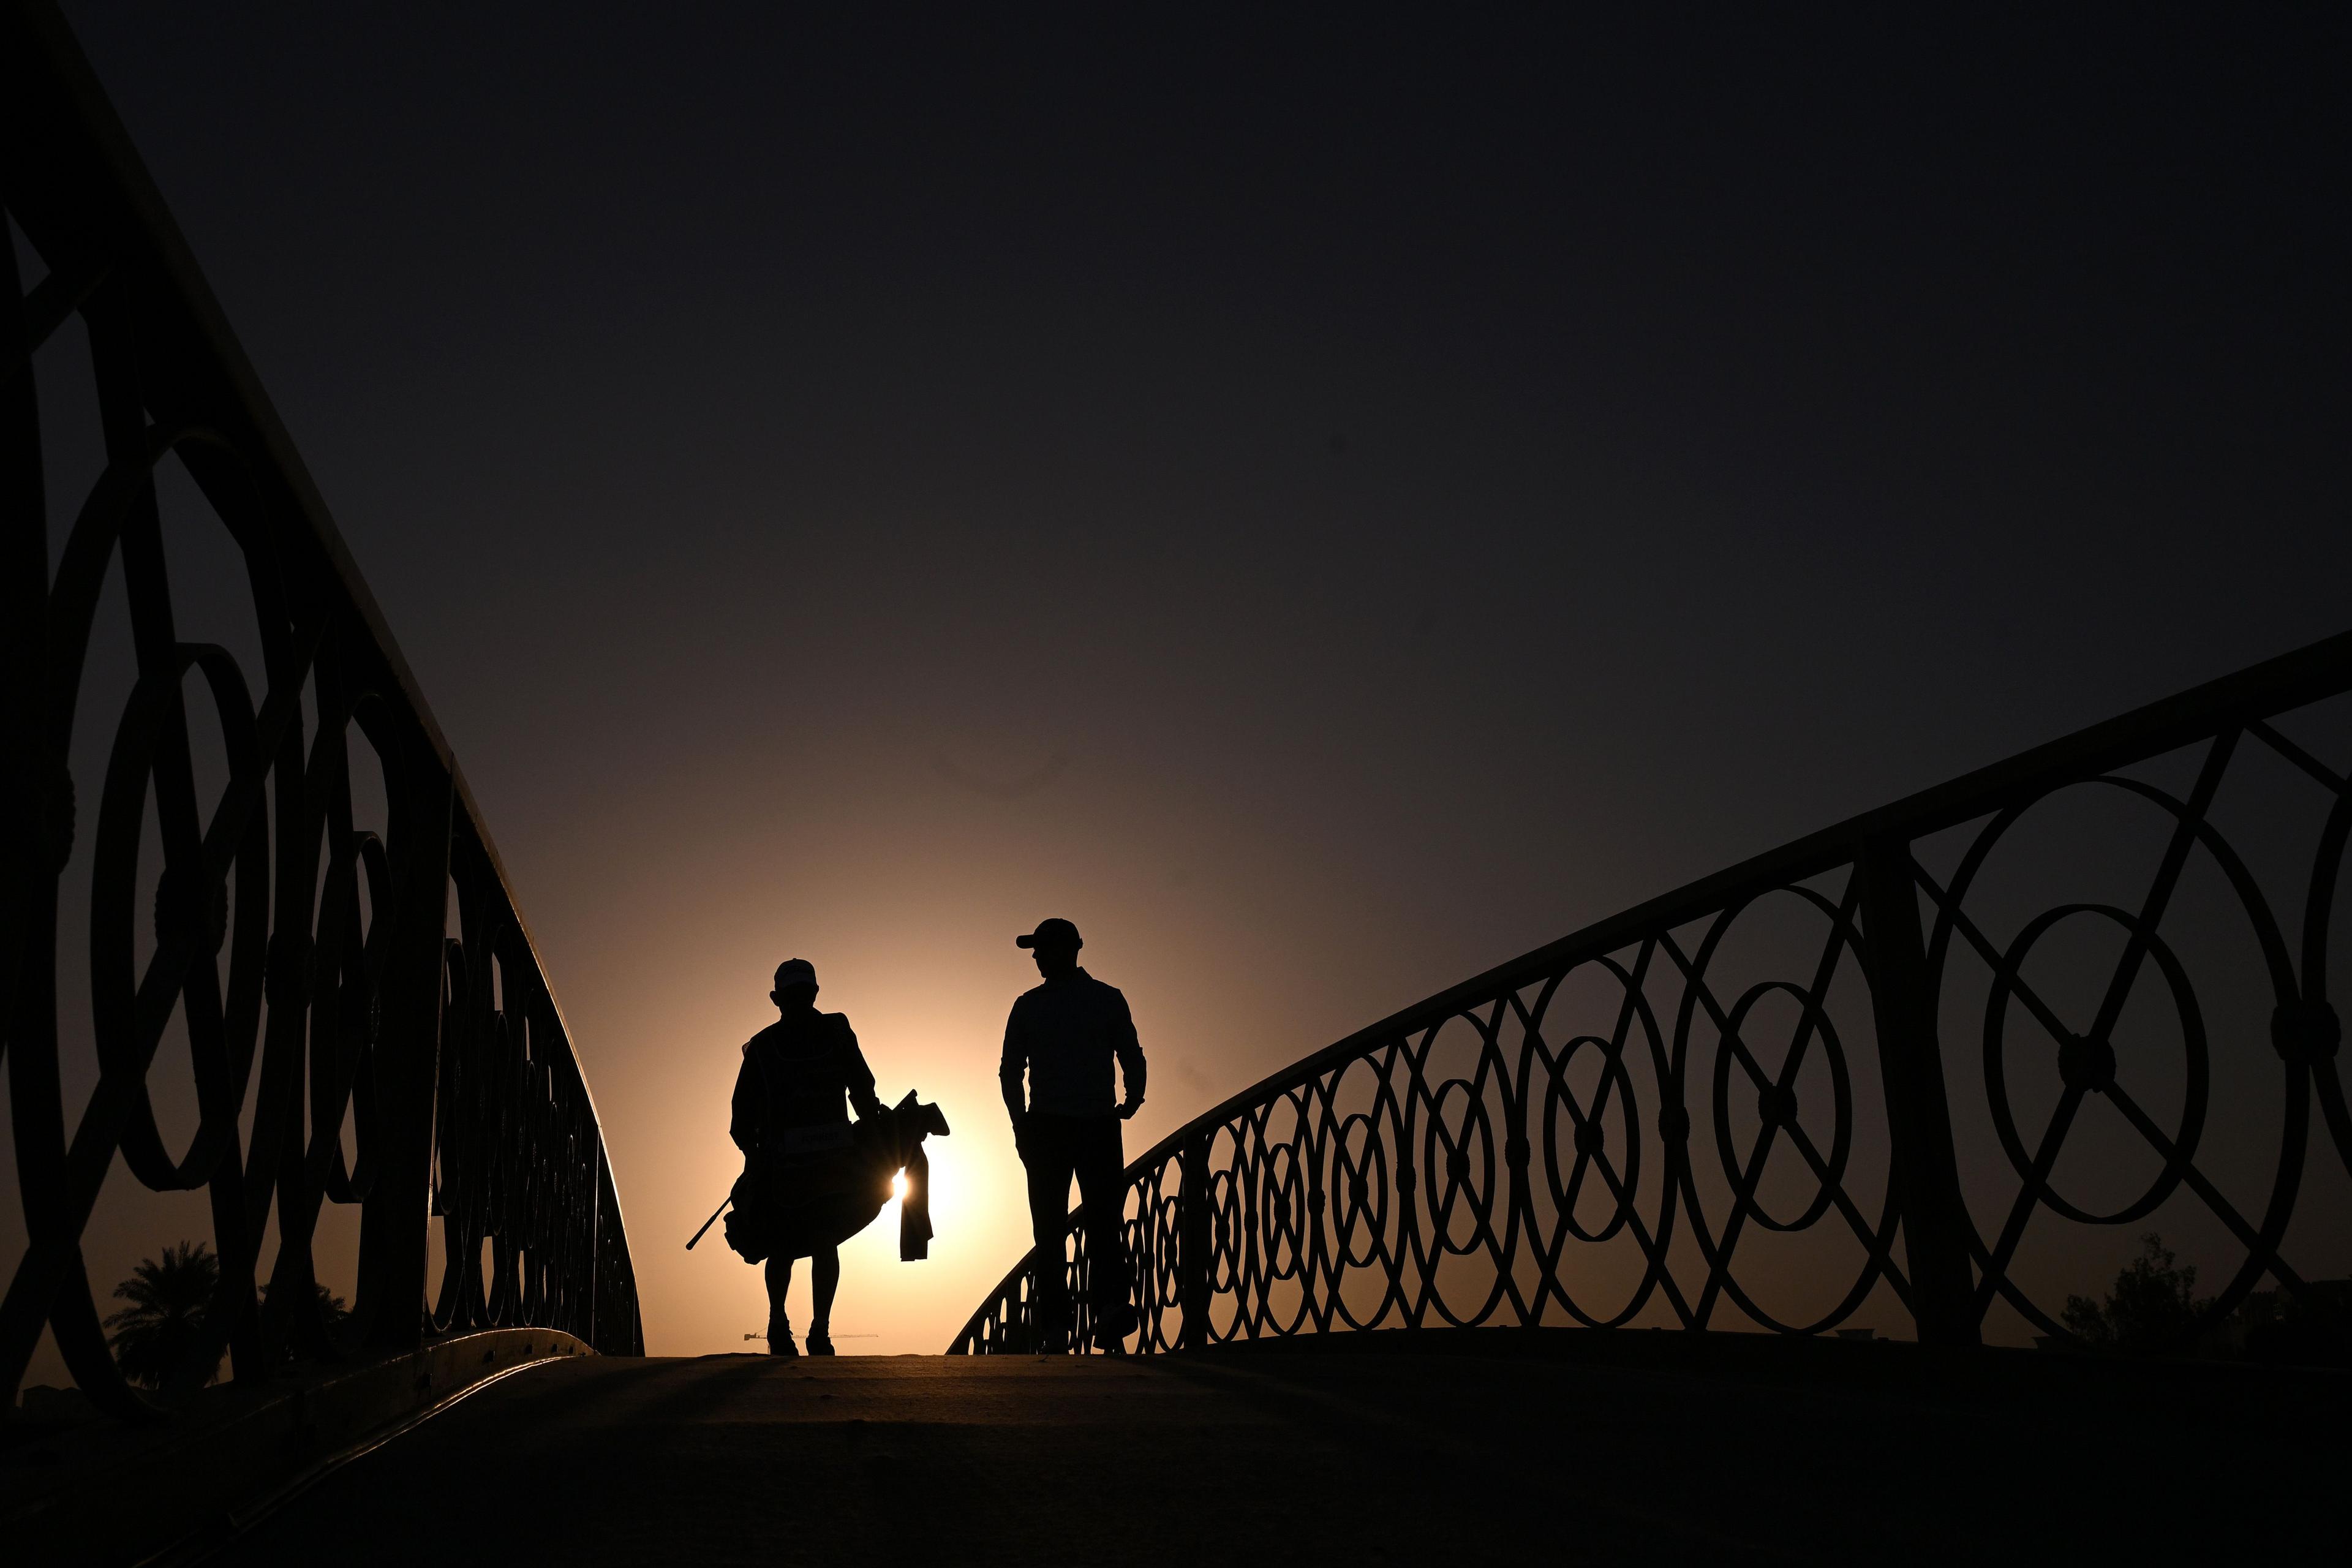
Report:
773,957,817,991
1015,918,1082,951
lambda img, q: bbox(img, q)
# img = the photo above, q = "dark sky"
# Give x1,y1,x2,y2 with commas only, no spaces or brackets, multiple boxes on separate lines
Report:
43,2,2352,1353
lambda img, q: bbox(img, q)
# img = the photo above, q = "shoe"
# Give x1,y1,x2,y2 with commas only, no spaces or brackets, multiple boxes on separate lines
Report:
769,1323,799,1358
806,1330,836,1357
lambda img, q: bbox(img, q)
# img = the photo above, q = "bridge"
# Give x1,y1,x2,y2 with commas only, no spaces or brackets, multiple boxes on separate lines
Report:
4,4,2348,1561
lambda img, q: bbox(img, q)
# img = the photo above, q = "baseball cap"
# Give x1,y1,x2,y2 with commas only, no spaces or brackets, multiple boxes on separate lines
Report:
773,958,817,990
1015,918,1082,951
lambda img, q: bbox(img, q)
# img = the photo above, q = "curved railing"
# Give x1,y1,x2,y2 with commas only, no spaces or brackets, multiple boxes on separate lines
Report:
954,631,2352,1354
3,2,639,1419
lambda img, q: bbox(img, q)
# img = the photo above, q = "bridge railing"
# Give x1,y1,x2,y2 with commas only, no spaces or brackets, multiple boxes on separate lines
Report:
2,1,639,1419
954,631,2352,1354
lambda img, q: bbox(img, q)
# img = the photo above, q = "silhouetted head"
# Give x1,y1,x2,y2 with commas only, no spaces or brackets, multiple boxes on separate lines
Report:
1016,918,1082,981
771,957,819,1012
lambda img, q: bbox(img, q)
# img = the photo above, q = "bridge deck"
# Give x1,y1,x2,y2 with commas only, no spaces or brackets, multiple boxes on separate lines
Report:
221,1340,2339,1564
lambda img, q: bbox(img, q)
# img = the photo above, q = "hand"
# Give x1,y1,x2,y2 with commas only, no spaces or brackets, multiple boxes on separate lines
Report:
1012,1112,1032,1157
1117,1098,1142,1121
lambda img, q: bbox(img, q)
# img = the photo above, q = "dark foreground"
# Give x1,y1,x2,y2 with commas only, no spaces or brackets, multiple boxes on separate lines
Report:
222,1338,2342,1566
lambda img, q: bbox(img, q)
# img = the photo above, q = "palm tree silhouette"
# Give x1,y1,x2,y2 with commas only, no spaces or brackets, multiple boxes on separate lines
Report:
105,1241,225,1389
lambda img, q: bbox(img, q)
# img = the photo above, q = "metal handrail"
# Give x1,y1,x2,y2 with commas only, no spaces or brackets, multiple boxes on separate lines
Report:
2,0,640,1418
954,628,2352,1353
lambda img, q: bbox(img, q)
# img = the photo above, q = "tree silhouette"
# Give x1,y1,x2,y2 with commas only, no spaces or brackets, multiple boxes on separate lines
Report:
261,1277,353,1357
261,1279,352,1327
104,1241,225,1389
2061,1232,2207,1350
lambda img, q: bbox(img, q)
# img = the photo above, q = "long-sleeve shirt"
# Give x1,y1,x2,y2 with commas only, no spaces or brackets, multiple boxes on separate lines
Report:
1000,968,1146,1119
731,1008,883,1152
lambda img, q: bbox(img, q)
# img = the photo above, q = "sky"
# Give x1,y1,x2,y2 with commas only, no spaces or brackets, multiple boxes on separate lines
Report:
13,4,2351,1365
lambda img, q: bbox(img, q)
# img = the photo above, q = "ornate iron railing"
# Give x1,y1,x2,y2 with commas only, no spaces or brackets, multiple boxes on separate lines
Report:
2,1,639,1419
955,632,2352,1354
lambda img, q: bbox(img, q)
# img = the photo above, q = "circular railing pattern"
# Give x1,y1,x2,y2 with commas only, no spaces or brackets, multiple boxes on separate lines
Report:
956,680,2352,1357
2,18,640,1416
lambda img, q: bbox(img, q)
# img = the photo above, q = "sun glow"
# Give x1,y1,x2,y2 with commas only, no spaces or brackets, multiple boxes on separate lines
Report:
890,1169,910,1202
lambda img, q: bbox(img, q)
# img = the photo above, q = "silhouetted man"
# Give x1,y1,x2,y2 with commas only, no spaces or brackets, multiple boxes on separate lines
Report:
732,959,883,1356
1000,918,1146,1351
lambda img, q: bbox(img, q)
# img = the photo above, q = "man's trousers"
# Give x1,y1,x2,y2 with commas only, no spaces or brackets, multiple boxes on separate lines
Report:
1021,1112,1129,1344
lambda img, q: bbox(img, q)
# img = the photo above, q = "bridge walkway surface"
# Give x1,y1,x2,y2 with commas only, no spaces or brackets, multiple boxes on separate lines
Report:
215,1336,2339,1565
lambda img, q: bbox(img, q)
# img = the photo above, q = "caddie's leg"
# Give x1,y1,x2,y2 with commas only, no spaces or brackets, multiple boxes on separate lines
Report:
764,1254,798,1356
807,1247,841,1354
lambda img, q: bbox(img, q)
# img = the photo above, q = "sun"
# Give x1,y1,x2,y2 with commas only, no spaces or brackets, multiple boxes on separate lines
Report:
890,1169,910,1202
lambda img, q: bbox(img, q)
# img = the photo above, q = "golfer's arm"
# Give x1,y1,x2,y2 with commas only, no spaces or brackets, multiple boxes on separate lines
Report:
1114,998,1145,1106
999,1012,1029,1121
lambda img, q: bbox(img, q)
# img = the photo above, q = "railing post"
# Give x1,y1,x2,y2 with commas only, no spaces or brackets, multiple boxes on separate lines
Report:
1857,835,1980,1347
1177,1131,1210,1349
589,1142,608,1351
592,1148,643,1355
0,204,40,1076
358,749,454,1353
